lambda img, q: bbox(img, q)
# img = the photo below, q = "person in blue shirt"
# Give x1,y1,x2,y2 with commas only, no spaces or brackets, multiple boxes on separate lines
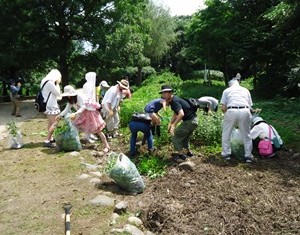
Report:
9,79,22,117
144,98,166,137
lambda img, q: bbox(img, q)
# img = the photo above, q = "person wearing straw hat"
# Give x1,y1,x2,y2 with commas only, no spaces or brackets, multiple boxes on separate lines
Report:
101,79,130,138
55,85,110,152
159,85,198,162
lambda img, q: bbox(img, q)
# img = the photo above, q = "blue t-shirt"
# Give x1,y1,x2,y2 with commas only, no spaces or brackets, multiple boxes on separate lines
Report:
144,98,164,113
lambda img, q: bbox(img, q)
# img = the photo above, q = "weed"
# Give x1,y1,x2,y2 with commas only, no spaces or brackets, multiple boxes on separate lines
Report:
136,154,168,179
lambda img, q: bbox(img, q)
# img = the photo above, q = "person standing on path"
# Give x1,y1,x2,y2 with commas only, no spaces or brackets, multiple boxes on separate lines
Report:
41,69,62,147
82,72,99,143
160,85,198,161
9,79,22,117
220,79,253,163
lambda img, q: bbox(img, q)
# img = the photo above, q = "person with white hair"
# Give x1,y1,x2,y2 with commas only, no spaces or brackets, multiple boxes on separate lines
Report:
220,78,253,162
41,69,62,147
250,116,283,154
197,96,219,114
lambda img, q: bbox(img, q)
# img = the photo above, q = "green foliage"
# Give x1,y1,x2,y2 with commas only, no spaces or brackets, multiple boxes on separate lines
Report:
6,120,20,137
136,154,168,179
53,119,69,136
192,112,223,146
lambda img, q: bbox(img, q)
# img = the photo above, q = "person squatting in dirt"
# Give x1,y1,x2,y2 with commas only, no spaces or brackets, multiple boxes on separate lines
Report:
54,85,110,153
220,78,253,163
101,79,130,138
160,85,198,162
250,116,283,156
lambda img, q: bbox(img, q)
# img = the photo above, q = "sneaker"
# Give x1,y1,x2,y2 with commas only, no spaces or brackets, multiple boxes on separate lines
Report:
186,151,194,157
85,138,95,144
44,141,54,148
244,157,252,163
90,134,98,140
173,154,187,162
223,155,231,160
50,138,56,143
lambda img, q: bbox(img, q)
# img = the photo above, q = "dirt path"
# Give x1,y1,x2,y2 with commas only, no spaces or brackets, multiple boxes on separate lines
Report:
0,100,42,141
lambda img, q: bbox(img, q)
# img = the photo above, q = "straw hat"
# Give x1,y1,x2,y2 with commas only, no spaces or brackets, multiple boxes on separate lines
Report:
117,79,129,90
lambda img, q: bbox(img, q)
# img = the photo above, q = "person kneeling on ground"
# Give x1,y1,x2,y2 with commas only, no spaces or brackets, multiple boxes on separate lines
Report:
250,116,283,156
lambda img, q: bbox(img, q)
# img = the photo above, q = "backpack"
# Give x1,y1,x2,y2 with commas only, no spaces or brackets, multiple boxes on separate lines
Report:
258,139,274,157
183,98,199,113
34,80,51,112
258,125,274,157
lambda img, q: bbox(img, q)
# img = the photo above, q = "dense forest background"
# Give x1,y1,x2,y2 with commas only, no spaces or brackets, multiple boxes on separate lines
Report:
0,0,299,99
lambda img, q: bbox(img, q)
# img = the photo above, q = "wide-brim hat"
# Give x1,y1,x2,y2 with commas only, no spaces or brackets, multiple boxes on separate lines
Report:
61,85,78,97
159,85,173,94
100,80,110,88
117,79,129,90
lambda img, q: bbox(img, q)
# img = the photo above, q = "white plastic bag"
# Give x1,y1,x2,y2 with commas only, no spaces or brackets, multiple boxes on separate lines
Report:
230,128,244,158
8,131,23,149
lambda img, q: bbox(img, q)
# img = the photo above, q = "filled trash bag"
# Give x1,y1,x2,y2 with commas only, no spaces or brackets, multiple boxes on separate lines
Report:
105,152,145,193
8,131,23,149
230,128,244,159
54,117,82,152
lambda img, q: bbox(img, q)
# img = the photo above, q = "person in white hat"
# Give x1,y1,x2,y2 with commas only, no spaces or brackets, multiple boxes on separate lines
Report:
97,80,110,103
54,85,110,152
250,116,283,154
101,79,130,138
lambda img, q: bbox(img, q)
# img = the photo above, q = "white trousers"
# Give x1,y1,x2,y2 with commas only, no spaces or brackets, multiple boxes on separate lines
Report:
103,107,120,133
222,109,252,157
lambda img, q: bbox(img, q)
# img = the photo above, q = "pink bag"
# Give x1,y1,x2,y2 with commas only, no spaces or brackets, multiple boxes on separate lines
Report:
258,125,274,157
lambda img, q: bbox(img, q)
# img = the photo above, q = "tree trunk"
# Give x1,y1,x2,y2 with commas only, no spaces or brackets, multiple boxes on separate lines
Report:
136,66,143,86
59,53,69,88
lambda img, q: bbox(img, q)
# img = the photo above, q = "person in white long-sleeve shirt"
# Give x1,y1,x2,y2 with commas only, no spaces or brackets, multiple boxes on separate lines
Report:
82,72,99,143
40,69,62,147
250,116,283,152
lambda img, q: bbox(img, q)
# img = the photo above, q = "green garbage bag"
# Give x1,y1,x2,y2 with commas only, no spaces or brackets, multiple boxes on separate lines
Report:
105,152,145,193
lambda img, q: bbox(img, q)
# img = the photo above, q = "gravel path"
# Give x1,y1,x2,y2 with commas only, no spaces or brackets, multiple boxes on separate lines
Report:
0,99,42,141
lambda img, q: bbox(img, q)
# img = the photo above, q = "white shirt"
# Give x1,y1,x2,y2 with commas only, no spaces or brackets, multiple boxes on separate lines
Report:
250,122,283,145
198,96,219,111
220,83,253,108
101,85,122,110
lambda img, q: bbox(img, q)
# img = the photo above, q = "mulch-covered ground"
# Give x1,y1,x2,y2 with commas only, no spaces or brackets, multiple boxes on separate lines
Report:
125,150,300,235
